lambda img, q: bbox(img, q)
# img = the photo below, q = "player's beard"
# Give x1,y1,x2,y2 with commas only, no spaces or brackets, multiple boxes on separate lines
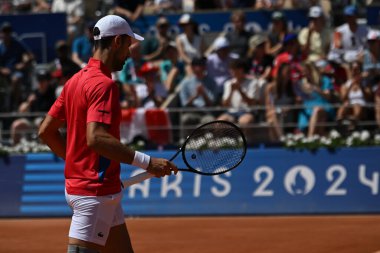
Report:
113,57,126,72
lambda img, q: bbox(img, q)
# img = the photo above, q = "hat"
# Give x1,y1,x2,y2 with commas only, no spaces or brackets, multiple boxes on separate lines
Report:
271,11,285,20
93,15,143,41
344,5,358,16
156,16,169,27
367,29,380,40
213,37,230,51
308,6,323,18
249,34,266,49
138,62,159,76
179,13,194,25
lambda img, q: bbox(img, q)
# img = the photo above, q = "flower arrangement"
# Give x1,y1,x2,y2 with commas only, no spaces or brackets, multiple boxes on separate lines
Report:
281,129,380,150
0,138,51,156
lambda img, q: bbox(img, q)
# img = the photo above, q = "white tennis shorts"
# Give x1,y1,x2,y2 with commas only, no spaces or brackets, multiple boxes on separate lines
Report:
65,190,125,246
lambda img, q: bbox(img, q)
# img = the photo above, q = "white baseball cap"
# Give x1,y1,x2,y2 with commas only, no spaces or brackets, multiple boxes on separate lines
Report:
213,37,230,51
308,6,323,18
93,15,144,41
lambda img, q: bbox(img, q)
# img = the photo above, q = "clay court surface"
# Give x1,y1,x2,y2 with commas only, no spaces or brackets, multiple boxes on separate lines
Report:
0,215,380,253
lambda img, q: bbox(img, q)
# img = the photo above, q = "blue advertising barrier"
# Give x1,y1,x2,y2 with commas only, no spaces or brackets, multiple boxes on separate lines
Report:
0,13,67,63
0,147,379,217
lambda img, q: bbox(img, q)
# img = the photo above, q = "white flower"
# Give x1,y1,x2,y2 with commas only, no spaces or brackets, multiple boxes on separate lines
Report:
352,131,360,139
360,130,370,142
311,135,320,142
294,132,305,141
375,134,380,144
286,140,295,146
204,133,213,140
280,136,286,142
346,136,354,146
286,133,294,140
329,129,341,139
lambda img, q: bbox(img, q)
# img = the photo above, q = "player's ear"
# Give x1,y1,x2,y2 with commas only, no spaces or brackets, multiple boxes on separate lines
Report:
113,35,123,48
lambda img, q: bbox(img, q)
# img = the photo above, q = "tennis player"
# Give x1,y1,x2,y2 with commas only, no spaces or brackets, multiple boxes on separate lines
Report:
38,15,178,253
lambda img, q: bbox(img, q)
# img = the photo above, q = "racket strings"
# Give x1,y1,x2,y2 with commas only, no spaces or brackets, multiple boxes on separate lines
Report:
184,122,246,174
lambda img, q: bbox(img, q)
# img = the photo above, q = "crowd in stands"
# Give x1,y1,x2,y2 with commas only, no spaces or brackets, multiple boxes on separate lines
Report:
1,0,380,147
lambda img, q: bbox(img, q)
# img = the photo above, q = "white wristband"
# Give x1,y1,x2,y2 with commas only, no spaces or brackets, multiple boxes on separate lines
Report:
132,151,151,170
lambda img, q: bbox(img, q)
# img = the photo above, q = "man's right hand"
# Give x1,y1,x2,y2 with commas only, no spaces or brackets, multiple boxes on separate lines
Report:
146,157,178,177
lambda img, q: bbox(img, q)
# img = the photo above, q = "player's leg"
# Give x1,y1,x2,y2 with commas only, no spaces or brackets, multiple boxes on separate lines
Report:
103,198,134,253
103,223,134,253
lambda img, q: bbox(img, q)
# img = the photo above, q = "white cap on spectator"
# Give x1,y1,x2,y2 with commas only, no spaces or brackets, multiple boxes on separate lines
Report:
93,15,144,41
308,6,323,18
367,29,380,40
213,37,230,51
179,13,194,25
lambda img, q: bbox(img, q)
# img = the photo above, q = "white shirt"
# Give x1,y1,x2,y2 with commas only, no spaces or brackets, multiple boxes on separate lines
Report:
222,77,264,112
177,33,202,61
335,23,368,51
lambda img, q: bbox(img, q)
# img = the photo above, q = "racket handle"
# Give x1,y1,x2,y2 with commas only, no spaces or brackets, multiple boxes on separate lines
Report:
122,171,155,188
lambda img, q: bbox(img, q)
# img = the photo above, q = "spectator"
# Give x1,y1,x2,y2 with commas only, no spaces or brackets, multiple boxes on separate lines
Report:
49,40,81,96
51,0,85,45
119,42,146,108
206,36,234,101
159,42,186,94
10,69,55,145
113,0,145,23
328,5,368,64
0,22,34,112
12,0,33,13
265,63,297,141
179,57,218,138
271,33,302,79
247,34,273,81
141,16,173,62
361,29,380,90
176,14,206,69
295,62,335,137
71,21,94,69
336,61,372,132
224,10,253,59
135,62,168,108
298,6,331,63
265,11,288,57
217,58,265,135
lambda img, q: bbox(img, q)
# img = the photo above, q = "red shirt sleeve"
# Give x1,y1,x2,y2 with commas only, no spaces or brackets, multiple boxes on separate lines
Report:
48,86,66,121
87,81,118,125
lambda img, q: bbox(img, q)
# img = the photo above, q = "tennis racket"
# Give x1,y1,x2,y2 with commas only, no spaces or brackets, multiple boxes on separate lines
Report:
122,120,247,188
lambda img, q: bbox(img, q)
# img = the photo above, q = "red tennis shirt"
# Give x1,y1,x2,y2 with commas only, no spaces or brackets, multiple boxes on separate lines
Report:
48,58,122,196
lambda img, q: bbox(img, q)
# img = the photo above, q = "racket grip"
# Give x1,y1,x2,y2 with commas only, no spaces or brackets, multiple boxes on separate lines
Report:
122,171,155,188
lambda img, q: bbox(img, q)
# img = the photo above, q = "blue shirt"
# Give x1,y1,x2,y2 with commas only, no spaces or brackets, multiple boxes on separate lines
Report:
119,58,145,85
179,75,217,107
0,36,29,70
72,35,92,63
